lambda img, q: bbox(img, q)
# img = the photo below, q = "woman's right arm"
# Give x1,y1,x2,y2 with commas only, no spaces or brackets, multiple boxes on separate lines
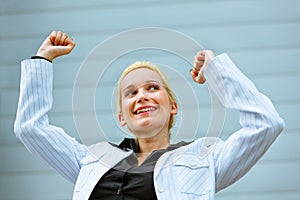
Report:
14,32,87,184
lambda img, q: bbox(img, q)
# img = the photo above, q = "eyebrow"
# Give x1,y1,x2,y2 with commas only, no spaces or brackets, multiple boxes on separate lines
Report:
123,80,161,92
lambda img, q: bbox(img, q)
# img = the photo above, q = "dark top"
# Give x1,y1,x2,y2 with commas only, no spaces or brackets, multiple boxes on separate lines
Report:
89,138,189,200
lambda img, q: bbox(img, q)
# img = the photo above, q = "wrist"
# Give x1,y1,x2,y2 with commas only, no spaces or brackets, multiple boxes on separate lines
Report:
36,49,54,62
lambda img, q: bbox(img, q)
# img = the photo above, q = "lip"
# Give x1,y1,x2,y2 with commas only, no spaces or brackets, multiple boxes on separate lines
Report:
133,105,158,115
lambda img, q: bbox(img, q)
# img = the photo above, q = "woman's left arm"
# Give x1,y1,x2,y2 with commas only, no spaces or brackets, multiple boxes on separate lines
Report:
200,53,285,191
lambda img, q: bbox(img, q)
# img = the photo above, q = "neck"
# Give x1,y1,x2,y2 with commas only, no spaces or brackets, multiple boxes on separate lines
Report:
136,131,170,154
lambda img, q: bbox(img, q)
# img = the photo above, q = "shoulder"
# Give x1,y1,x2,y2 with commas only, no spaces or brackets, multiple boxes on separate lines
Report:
82,141,133,165
173,137,224,159
79,142,118,165
87,141,115,157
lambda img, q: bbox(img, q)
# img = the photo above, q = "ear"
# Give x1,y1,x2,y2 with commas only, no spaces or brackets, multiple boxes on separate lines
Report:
118,112,127,126
170,102,178,115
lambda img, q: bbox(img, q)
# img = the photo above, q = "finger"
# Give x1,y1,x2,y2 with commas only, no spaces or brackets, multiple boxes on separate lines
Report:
191,57,206,84
190,67,205,84
195,69,206,84
196,56,205,64
193,54,204,68
59,37,76,54
193,60,204,68
196,51,205,60
190,68,198,78
59,33,69,46
65,37,75,48
190,71,205,84
190,69,198,82
194,54,205,66
195,76,206,84
199,51,205,57
54,31,63,45
195,53,204,60
49,31,57,44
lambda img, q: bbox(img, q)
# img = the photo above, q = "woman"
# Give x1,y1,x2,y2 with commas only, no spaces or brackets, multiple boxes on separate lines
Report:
14,31,284,200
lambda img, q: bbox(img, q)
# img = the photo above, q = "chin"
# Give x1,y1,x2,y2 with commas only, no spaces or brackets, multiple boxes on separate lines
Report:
131,123,167,137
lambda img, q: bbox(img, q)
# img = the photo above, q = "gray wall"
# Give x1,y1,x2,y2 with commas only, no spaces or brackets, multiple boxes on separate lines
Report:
1,0,300,199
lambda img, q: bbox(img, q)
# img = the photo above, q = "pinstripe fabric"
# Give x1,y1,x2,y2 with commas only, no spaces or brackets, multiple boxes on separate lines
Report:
153,54,284,199
14,59,88,183
14,54,284,200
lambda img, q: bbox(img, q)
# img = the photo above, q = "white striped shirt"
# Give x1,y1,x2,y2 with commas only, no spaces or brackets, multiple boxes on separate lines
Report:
14,54,284,199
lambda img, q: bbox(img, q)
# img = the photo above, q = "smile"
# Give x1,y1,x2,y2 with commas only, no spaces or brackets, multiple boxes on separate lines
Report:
134,106,157,115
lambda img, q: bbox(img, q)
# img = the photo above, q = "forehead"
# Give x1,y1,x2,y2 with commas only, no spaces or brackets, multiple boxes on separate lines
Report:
121,68,163,90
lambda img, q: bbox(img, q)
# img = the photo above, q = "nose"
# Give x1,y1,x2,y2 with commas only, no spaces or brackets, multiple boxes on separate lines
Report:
136,88,149,103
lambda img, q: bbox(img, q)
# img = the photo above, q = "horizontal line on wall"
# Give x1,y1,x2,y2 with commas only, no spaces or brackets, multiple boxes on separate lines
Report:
0,170,57,177
1,70,299,93
0,0,271,16
258,158,300,165
218,189,300,197
1,18,300,41
1,43,300,69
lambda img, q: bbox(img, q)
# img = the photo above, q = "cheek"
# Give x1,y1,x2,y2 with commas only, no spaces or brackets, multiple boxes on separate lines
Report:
121,98,133,114
157,92,171,105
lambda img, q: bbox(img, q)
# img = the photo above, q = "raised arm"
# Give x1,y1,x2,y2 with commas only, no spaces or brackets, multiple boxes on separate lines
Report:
14,32,87,183
191,51,285,191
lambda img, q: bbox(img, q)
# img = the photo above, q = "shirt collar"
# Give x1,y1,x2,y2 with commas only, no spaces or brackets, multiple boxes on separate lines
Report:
116,138,190,153
117,138,140,153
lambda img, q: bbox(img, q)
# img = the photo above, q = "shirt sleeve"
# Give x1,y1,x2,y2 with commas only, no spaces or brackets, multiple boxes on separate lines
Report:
204,54,285,191
14,59,88,184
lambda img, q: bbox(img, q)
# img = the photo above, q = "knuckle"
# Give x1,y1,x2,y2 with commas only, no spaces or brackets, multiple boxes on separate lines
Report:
51,31,57,37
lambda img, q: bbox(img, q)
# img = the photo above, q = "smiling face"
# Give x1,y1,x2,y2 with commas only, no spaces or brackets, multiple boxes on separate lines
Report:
118,67,177,138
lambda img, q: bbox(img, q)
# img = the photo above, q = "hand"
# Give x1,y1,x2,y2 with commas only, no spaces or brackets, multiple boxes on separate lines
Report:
36,31,76,61
190,50,215,84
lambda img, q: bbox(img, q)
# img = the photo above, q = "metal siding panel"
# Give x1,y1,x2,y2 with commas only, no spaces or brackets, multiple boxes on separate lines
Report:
1,0,299,199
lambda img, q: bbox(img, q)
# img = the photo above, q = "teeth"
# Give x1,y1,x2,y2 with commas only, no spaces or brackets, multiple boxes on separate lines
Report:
136,107,155,114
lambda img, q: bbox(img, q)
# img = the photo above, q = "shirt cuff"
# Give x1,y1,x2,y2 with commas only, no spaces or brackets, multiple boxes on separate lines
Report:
31,55,52,63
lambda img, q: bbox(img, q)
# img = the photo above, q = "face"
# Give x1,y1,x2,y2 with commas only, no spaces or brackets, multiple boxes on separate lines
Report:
118,68,177,138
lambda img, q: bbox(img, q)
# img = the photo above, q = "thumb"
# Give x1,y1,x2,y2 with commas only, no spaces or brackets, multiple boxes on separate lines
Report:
195,68,206,84
65,37,76,50
55,37,75,53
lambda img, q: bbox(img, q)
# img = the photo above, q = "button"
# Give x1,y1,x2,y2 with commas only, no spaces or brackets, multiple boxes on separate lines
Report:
189,159,197,167
117,187,122,195
157,185,164,193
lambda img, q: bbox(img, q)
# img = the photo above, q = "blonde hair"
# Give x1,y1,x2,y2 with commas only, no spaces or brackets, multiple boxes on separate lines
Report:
117,61,177,132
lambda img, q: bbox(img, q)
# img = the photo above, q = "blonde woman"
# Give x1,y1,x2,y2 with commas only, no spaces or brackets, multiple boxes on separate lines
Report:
14,31,284,200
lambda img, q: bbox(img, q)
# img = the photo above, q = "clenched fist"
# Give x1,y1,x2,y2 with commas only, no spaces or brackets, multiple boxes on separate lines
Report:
36,31,76,61
190,50,215,84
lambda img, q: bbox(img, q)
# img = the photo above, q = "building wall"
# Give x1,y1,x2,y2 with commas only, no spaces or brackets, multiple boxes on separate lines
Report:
0,0,299,199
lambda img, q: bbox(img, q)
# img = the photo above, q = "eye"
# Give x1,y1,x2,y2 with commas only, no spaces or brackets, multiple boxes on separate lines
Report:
124,89,137,97
147,83,160,91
